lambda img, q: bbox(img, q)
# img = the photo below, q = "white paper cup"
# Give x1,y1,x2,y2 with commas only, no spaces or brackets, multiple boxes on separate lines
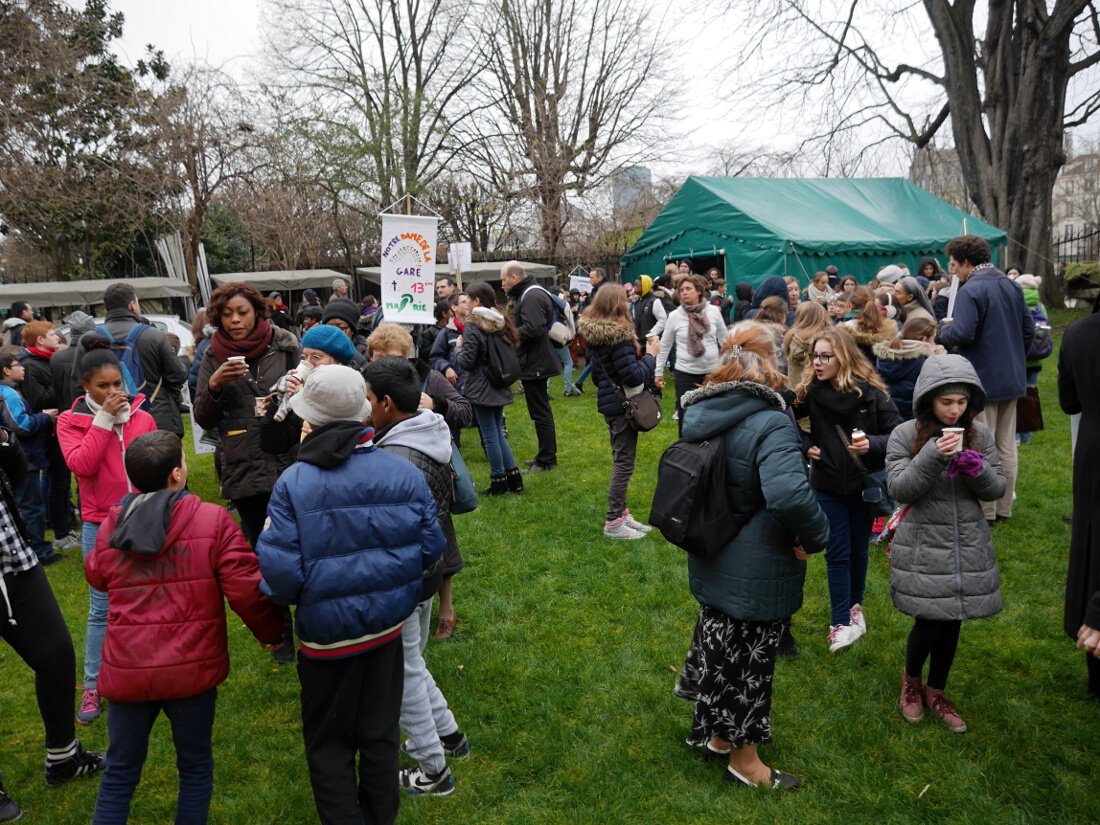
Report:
227,355,246,365
943,426,964,453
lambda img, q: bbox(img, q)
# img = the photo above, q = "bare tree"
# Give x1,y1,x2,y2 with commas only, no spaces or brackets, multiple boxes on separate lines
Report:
423,176,522,253
479,0,675,258
158,66,264,289
261,0,489,213
735,0,1100,305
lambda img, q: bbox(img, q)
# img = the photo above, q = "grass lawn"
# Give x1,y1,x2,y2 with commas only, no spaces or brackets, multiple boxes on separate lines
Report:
2,308,1098,824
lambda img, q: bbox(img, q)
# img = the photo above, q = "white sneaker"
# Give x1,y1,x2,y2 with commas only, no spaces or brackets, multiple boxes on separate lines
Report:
604,515,646,540
850,604,867,634
827,623,861,653
623,510,652,534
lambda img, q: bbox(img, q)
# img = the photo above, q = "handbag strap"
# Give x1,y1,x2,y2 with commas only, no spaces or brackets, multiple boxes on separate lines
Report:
834,423,870,477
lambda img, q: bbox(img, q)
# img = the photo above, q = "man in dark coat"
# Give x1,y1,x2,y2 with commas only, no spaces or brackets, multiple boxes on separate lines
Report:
502,261,561,472
97,284,188,436
1058,309,1100,698
938,235,1034,522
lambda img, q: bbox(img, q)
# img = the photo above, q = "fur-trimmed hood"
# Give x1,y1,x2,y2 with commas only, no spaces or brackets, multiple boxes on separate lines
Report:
578,316,636,347
845,321,897,347
681,380,786,412
466,306,505,333
872,339,933,362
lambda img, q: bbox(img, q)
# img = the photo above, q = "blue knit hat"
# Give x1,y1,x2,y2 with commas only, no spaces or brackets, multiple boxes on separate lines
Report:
301,324,356,364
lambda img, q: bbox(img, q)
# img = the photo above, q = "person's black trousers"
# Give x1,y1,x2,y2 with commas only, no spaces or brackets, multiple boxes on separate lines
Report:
297,638,404,825
521,377,557,467
1,564,77,750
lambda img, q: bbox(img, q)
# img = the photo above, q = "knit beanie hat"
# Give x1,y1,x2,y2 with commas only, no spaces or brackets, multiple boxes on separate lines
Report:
935,382,972,400
638,275,653,296
288,365,371,427
322,299,361,331
877,265,905,284
301,324,357,364
1015,274,1041,289
67,310,97,336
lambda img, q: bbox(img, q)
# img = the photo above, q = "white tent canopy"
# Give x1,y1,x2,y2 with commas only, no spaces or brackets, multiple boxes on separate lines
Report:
210,269,349,292
356,260,557,286
0,277,193,308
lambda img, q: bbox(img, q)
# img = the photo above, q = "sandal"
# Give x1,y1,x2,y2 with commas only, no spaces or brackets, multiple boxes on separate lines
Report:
726,766,800,790
434,617,456,641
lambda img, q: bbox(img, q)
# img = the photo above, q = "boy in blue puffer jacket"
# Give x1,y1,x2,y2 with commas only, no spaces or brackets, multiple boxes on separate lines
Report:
256,365,444,825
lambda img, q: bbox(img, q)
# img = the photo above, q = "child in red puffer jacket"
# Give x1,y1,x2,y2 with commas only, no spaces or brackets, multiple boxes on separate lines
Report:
85,431,285,824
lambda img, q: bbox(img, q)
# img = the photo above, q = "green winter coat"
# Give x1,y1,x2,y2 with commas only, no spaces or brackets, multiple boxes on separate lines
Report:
681,380,829,622
885,355,1006,621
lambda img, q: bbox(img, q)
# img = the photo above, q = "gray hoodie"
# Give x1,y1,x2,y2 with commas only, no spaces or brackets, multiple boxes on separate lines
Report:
885,355,1006,621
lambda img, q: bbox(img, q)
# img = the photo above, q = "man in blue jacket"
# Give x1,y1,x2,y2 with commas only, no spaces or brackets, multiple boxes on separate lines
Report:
939,235,1034,522
256,365,444,825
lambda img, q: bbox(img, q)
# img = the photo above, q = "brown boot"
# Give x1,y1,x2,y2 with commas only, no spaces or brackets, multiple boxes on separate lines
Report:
899,670,924,723
924,685,967,733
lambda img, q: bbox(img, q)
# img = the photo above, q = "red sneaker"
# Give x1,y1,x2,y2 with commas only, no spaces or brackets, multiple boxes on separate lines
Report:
923,686,967,732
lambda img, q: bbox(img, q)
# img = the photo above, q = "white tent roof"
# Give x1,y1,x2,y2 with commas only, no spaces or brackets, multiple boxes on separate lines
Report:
356,260,557,285
210,269,350,292
0,277,193,308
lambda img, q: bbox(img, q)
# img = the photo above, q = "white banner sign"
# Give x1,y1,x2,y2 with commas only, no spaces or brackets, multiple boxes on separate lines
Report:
380,213,438,324
569,274,592,295
447,242,472,276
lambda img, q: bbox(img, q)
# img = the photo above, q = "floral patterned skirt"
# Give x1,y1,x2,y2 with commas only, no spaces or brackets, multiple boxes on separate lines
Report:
682,606,784,749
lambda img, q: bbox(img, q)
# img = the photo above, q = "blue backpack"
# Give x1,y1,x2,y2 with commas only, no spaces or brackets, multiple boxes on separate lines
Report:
94,325,153,409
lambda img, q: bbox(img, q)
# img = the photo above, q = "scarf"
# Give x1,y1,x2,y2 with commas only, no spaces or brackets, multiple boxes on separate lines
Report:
25,346,54,360
683,302,710,358
86,392,132,428
210,318,274,364
808,378,865,423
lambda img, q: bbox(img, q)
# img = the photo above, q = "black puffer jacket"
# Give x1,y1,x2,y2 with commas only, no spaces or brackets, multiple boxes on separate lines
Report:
793,379,902,496
373,410,455,601
577,316,655,417
455,308,514,407
194,326,300,501
507,276,562,381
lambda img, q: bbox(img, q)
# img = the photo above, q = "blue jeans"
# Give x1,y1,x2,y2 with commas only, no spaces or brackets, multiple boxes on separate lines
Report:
575,361,593,389
93,688,217,825
83,521,107,690
473,405,516,477
815,491,872,626
15,468,52,559
555,345,574,389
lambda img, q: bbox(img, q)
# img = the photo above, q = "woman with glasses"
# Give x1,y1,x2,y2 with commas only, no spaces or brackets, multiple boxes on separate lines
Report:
792,328,901,653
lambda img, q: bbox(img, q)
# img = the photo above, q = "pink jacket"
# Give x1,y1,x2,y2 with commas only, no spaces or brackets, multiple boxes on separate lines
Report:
57,394,158,523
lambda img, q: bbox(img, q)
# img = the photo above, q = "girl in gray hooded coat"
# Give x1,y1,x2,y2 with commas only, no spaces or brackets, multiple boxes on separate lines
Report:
885,355,1005,733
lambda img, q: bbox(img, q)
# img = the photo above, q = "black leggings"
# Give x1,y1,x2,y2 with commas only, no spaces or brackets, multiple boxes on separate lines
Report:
1088,651,1100,697
905,618,961,690
1,564,77,749
233,492,272,549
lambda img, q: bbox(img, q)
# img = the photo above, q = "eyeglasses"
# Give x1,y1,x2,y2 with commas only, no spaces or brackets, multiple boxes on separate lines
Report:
812,353,835,363
300,352,329,365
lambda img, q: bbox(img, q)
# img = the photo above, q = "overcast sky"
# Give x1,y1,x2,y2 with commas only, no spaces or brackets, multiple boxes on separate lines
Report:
97,0,1099,181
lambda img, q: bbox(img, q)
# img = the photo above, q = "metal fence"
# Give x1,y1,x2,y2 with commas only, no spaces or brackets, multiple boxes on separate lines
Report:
1053,225,1100,264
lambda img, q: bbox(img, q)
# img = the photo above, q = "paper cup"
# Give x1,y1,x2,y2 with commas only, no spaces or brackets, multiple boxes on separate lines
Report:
227,355,246,364
943,426,964,453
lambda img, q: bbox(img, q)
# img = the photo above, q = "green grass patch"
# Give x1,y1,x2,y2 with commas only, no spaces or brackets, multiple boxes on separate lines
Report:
3,311,1098,823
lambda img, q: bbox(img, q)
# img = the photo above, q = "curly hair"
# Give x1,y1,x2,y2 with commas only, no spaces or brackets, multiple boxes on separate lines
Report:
706,321,787,391
946,235,991,267
794,327,888,404
206,282,268,329
366,322,415,359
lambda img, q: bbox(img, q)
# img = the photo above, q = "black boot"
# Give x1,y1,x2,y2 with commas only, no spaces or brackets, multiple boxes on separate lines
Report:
505,468,525,494
481,475,508,496
777,623,798,659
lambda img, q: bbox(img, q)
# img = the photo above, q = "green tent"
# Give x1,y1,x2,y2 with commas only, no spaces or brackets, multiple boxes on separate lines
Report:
620,177,1007,288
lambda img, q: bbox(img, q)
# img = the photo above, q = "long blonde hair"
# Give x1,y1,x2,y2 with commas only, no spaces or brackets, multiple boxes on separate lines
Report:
583,283,634,331
794,327,888,403
784,300,829,349
705,322,787,391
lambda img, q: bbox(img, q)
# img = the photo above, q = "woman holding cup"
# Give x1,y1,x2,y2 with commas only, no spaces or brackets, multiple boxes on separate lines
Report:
194,282,300,546
884,355,1005,732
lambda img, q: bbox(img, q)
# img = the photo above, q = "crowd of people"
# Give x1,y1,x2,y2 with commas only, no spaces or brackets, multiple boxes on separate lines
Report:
0,240,1097,820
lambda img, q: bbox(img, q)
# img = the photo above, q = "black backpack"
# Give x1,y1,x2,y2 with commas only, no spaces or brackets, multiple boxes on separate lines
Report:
484,332,521,387
649,434,740,557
